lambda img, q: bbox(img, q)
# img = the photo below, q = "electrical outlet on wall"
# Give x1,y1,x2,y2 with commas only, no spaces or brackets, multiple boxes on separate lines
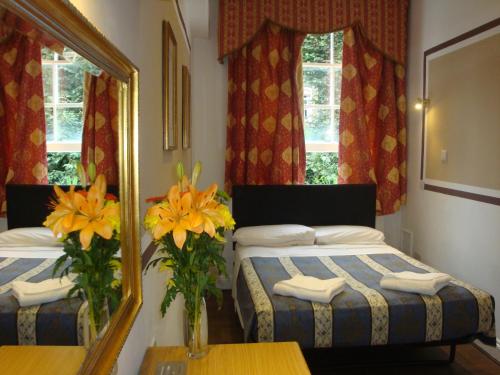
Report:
151,336,157,347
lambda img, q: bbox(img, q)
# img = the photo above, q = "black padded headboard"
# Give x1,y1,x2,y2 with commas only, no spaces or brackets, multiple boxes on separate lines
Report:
6,184,119,229
232,184,376,229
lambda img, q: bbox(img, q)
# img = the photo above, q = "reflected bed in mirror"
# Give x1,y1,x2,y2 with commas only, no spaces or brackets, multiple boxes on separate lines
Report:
0,1,140,374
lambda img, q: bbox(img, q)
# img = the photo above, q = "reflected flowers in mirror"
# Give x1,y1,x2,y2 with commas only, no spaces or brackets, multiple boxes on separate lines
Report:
44,174,121,344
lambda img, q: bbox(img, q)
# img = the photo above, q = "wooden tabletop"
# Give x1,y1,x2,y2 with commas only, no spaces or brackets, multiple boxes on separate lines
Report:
0,346,86,375
140,342,311,375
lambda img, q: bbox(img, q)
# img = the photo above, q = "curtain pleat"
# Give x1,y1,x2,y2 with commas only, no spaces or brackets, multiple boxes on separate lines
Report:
81,72,119,185
224,22,306,193
338,26,407,215
0,32,48,214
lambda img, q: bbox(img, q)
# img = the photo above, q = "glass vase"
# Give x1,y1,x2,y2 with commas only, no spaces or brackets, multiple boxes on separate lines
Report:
87,295,110,345
183,297,208,359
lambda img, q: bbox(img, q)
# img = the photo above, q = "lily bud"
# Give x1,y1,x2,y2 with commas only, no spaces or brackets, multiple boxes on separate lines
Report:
87,162,96,183
176,161,184,182
76,163,87,187
191,161,202,187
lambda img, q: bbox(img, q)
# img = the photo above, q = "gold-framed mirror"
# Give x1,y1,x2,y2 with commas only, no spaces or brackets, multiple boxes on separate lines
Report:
0,0,141,374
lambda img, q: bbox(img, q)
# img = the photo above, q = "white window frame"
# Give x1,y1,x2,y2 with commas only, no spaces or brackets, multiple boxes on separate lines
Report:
43,50,83,153
303,33,342,153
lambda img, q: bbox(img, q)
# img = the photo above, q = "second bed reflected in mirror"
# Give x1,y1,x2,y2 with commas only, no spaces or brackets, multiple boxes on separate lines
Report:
0,4,125,355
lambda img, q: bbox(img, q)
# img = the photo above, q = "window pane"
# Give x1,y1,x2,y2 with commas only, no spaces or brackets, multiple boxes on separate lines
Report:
56,107,83,141
43,65,53,103
58,64,84,103
47,152,81,185
333,31,343,64
45,107,54,142
334,69,342,103
303,67,330,105
302,34,331,63
333,109,340,143
304,108,333,143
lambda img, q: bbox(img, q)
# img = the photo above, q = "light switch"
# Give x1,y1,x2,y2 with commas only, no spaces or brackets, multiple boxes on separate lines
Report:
441,149,448,163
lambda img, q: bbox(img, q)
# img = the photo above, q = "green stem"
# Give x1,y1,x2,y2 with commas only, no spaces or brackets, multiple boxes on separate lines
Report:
86,287,97,342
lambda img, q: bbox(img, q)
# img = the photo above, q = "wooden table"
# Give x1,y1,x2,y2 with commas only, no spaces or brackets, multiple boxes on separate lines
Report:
0,346,87,375
140,342,311,375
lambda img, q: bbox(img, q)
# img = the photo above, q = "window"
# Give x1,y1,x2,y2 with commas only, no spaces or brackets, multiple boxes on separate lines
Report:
42,48,85,184
302,32,343,184
42,48,85,152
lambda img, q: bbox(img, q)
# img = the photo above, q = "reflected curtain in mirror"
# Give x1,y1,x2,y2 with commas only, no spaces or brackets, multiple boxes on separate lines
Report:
0,10,49,215
81,71,119,185
338,26,407,215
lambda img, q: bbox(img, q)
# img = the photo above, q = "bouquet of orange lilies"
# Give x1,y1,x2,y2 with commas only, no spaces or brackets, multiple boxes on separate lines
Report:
44,173,121,343
145,161,234,358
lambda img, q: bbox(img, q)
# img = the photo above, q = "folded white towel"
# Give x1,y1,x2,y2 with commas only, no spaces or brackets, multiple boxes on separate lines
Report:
380,271,451,296
273,275,346,303
12,276,75,307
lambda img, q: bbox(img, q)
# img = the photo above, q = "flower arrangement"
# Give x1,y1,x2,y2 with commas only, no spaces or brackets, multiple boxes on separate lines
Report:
44,173,121,342
145,161,234,358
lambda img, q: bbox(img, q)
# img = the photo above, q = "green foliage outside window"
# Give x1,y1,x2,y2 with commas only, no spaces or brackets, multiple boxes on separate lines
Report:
47,152,80,185
302,32,343,64
305,152,338,185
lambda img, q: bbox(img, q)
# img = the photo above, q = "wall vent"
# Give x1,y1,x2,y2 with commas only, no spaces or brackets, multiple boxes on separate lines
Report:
401,228,414,256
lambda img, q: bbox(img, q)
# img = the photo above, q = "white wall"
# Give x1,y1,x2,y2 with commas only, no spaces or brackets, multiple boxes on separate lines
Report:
191,0,232,286
405,0,500,340
70,1,192,374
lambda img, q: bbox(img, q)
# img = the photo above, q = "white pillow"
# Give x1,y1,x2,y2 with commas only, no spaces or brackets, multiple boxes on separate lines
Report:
0,227,62,247
313,225,385,245
233,224,316,247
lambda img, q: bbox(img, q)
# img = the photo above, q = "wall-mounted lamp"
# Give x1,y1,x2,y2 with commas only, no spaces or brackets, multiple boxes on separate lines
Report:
414,98,430,110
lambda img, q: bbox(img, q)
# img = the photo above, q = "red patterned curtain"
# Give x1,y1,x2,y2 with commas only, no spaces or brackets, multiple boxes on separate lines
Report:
81,72,119,185
0,30,48,214
338,26,406,215
219,0,409,65
224,23,306,193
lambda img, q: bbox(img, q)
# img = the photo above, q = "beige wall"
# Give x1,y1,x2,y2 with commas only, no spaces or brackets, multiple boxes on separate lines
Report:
70,1,192,374
405,0,500,346
425,33,500,190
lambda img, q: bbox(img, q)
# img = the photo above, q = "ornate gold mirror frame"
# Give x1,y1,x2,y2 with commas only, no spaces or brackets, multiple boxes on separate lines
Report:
0,0,142,374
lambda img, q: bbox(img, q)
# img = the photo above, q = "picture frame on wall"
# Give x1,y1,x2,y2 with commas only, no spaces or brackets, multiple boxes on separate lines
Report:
162,20,177,150
181,65,191,149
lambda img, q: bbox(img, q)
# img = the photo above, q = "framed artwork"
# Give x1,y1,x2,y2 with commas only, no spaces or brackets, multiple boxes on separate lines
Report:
421,18,500,206
162,20,177,150
181,65,191,149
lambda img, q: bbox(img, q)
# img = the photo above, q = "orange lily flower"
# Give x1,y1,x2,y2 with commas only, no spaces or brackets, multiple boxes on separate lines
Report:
44,175,120,250
72,175,120,249
145,185,196,249
189,183,225,237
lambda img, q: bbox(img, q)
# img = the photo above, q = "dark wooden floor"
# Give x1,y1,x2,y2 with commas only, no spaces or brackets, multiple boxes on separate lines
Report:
207,290,500,375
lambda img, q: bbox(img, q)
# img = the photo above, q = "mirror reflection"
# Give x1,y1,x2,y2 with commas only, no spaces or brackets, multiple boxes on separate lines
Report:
0,6,123,349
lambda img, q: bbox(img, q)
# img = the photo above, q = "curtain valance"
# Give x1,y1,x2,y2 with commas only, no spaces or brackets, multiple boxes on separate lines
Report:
218,0,409,65
0,8,64,54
